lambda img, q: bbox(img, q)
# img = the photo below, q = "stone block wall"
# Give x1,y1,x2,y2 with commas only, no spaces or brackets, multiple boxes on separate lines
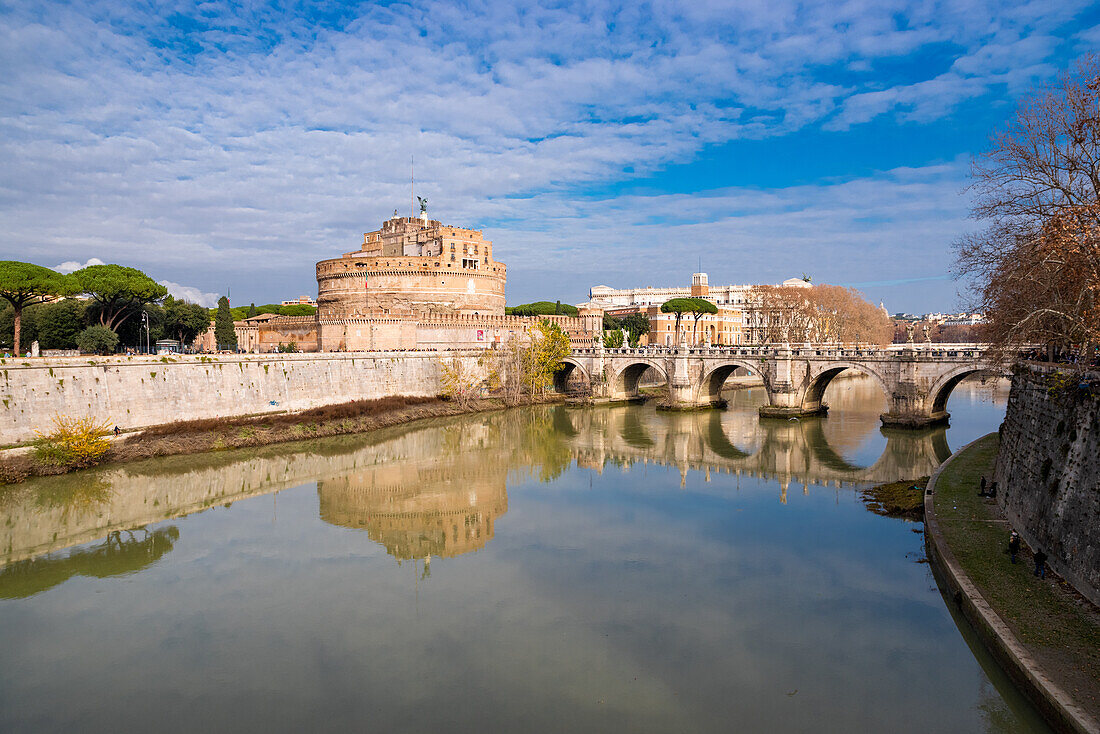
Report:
0,351,484,445
993,364,1100,606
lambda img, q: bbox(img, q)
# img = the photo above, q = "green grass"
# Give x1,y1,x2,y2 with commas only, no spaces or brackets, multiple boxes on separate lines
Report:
861,476,928,519
936,434,1100,709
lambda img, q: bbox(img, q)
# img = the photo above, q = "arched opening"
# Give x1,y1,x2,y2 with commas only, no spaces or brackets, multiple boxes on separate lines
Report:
929,368,1004,416
700,362,758,406
553,361,590,396
612,362,666,401
801,365,889,415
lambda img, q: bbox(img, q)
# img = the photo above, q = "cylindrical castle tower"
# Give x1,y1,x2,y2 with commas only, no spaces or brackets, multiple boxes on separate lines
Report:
316,214,507,321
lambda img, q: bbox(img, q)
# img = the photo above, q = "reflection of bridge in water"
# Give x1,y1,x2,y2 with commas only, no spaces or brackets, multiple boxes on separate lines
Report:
562,402,952,494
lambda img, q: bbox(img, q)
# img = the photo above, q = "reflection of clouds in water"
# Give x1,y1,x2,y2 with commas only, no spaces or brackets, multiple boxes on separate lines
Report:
0,391,1038,734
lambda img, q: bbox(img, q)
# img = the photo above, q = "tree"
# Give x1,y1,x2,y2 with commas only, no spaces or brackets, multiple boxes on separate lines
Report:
687,298,718,344
505,301,580,317
36,299,87,350
527,319,571,395
955,56,1100,355
660,299,690,345
621,313,650,347
214,296,237,350
246,302,257,318
752,284,891,344
439,357,482,408
603,329,624,348
75,325,120,355
661,297,715,345
70,264,167,333
163,296,212,347
0,261,73,355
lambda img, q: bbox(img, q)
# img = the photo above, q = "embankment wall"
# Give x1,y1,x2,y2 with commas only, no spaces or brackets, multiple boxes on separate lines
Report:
0,352,483,445
993,364,1100,607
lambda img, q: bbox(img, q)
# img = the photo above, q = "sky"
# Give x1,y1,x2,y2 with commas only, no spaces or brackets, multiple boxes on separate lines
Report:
1,1,1097,312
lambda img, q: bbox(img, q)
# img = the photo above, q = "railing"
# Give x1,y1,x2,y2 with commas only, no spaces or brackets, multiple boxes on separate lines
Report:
569,343,992,360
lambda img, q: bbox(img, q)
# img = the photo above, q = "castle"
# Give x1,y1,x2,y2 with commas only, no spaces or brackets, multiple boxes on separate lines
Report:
198,208,599,352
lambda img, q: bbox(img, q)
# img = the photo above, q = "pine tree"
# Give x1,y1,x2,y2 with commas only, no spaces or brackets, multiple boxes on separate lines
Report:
246,302,257,318
214,296,238,350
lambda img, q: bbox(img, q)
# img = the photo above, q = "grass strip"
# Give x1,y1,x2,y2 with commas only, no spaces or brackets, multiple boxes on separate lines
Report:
936,434,1100,719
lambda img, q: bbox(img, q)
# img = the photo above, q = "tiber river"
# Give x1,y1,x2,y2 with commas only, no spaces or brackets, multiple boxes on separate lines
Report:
0,376,1054,733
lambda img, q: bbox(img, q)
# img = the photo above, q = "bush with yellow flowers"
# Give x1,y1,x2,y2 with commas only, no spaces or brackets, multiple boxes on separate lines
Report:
33,415,112,469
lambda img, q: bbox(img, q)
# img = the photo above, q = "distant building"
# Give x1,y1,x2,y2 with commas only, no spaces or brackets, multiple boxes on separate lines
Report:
280,296,317,307
583,274,812,346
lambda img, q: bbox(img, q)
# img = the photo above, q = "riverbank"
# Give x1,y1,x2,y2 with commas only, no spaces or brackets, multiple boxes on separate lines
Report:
0,393,566,486
925,434,1100,733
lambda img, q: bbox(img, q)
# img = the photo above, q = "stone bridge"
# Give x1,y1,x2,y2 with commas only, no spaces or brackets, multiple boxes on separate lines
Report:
557,343,1004,428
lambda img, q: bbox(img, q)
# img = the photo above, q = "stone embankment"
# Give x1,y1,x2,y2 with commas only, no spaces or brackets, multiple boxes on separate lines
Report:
0,351,485,446
993,364,1100,607
926,435,1100,734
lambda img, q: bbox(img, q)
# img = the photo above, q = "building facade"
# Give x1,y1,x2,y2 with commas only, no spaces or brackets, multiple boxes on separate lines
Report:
587,274,812,346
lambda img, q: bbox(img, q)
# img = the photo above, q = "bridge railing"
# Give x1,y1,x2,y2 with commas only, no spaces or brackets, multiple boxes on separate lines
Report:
570,343,992,359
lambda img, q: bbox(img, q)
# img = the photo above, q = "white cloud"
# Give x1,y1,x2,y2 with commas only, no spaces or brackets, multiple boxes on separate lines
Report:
0,0,1091,313
53,257,104,274
159,281,220,307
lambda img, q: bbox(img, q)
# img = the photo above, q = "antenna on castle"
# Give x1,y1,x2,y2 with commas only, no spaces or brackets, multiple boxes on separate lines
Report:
410,155,414,219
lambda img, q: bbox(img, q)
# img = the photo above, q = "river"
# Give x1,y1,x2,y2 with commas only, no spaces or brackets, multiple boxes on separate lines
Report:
0,376,1052,733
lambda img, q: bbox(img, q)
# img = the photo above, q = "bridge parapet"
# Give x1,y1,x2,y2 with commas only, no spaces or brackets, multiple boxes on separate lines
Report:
562,343,1004,429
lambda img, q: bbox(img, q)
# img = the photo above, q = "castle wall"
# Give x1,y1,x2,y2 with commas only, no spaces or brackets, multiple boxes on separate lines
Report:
319,313,599,352
0,351,485,445
993,364,1100,606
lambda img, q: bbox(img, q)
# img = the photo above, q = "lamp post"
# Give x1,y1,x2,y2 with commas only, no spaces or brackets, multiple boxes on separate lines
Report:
141,311,150,355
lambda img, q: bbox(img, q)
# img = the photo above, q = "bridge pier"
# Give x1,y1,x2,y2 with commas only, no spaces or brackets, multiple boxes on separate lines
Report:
756,348,829,419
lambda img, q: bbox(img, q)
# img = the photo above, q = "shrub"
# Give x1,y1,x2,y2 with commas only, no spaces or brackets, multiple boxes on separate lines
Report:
75,325,119,355
33,415,112,468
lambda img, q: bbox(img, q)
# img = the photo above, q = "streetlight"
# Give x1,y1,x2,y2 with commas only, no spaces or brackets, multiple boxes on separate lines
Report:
141,311,150,355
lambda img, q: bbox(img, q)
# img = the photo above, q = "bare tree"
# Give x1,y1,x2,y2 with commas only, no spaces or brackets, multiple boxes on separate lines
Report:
955,56,1100,355
751,285,890,345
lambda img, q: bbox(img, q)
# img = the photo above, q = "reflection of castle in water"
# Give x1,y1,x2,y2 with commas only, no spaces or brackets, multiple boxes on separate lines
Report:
317,436,508,561
0,377,1006,571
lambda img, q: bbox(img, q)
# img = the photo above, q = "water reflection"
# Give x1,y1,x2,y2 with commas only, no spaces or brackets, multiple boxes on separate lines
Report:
0,378,998,573
0,526,179,599
0,376,1049,734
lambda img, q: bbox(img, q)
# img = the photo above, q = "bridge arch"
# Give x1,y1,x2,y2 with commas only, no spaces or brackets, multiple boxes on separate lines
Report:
801,362,890,414
699,360,762,405
553,358,592,395
610,359,668,401
925,364,1004,417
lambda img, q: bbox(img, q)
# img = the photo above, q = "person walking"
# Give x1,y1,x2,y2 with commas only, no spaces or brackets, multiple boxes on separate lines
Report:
1008,531,1020,564
979,476,987,496
1033,549,1048,579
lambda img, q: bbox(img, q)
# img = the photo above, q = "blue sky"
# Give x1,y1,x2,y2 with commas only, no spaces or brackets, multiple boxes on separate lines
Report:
1,0,1097,312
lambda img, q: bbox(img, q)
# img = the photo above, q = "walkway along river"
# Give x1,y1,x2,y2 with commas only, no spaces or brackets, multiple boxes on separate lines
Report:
0,376,1054,733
